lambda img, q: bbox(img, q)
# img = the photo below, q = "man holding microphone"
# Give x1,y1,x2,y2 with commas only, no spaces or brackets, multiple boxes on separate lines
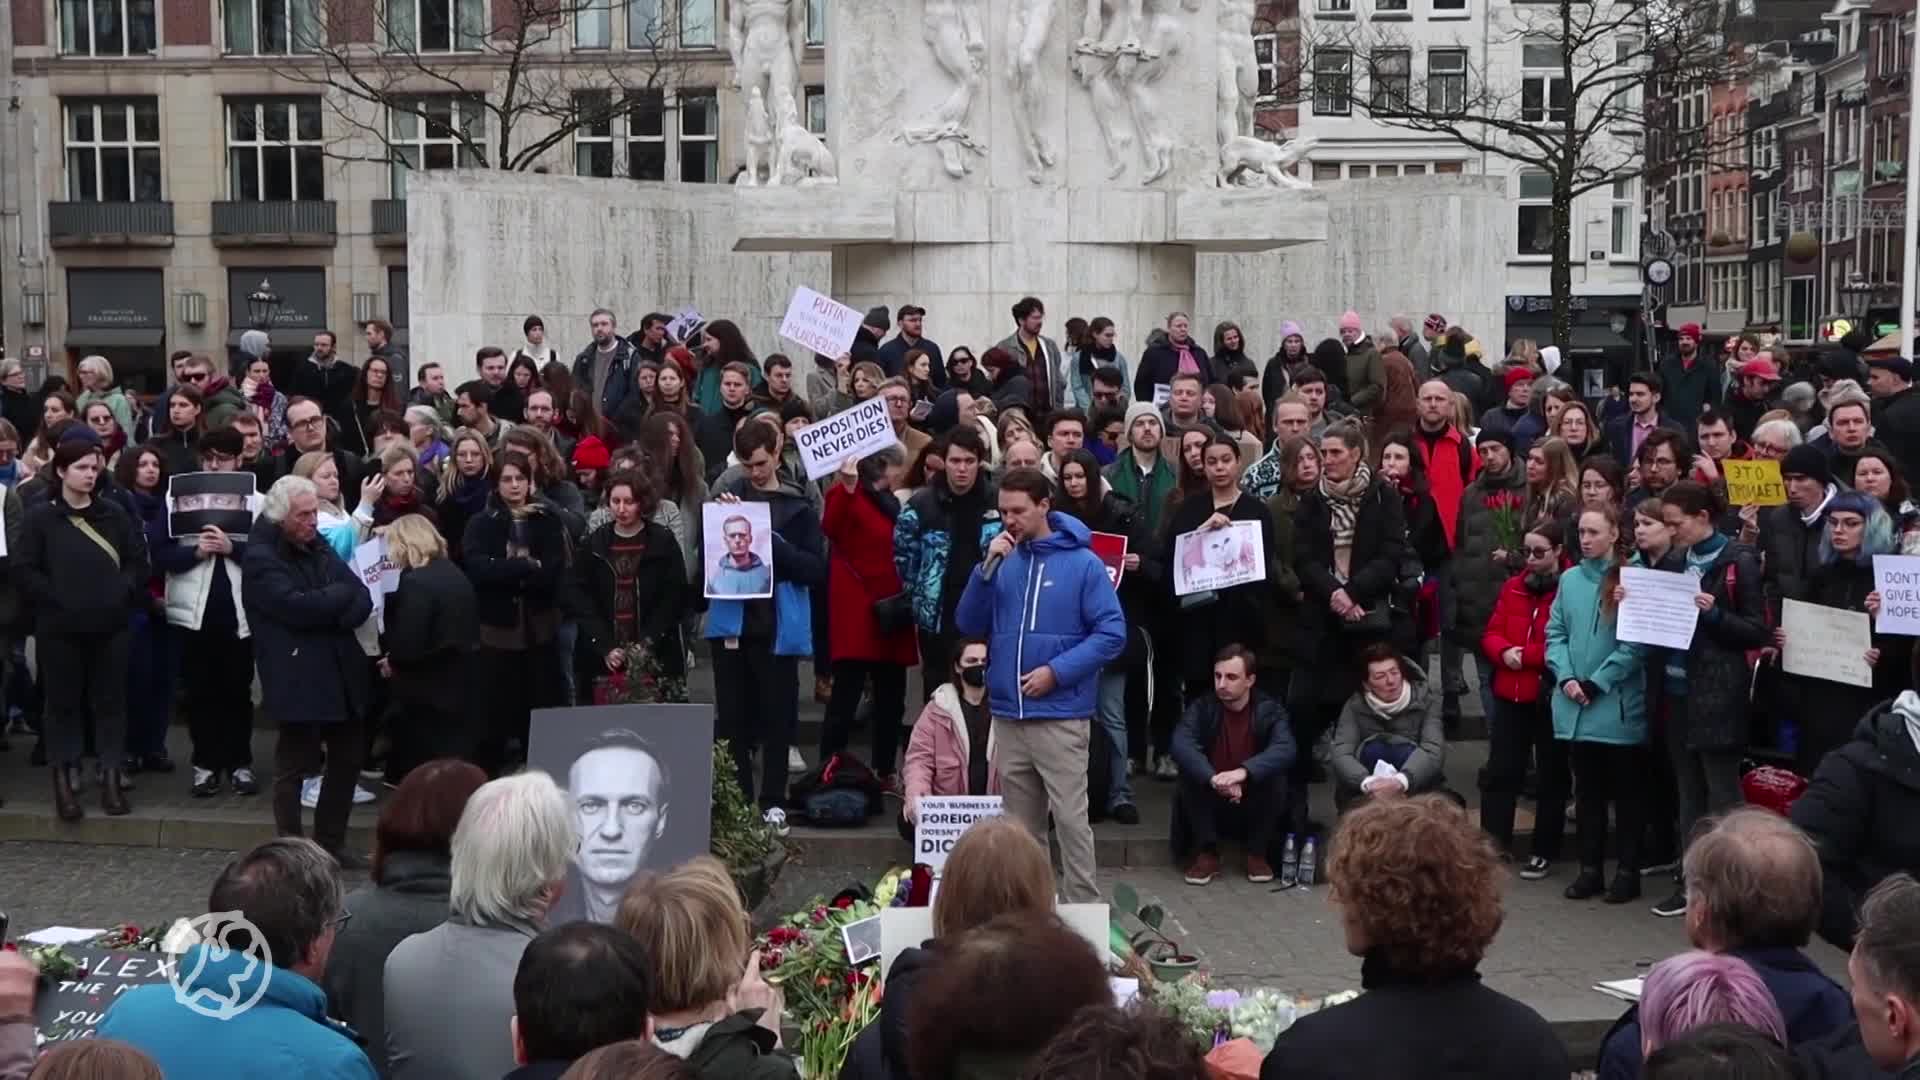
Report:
955,467,1127,903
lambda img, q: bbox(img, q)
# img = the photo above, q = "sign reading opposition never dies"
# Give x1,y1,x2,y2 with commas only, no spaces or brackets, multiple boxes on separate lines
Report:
793,397,899,480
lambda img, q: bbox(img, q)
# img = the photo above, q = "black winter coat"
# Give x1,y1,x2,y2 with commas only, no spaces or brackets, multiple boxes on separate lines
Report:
1295,478,1409,703
381,557,480,709
1164,492,1285,683
1064,489,1154,666
242,516,373,726
1874,386,1920,483
1134,340,1212,403
571,519,689,674
1260,953,1567,1080
1762,497,1831,618
1673,540,1770,751
1797,558,1911,765
460,495,570,637
840,944,938,1080
1792,698,1920,952
14,491,149,635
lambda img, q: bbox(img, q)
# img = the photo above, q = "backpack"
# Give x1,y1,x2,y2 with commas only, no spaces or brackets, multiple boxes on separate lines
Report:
789,751,884,827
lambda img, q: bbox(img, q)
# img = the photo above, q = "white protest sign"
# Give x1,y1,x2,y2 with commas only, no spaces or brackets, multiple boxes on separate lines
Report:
792,397,898,480
351,536,400,626
1874,555,1920,635
913,794,1003,876
880,903,1109,979
1782,598,1874,688
1171,521,1267,596
664,305,703,343
1616,566,1701,650
778,286,864,359
1152,384,1171,408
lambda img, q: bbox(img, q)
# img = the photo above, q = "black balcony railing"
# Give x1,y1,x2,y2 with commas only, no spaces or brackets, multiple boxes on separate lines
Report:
211,200,338,242
48,201,174,242
371,198,407,238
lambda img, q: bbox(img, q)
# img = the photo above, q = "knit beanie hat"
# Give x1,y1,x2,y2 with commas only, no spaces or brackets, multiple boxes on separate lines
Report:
1781,444,1832,487
1124,401,1162,433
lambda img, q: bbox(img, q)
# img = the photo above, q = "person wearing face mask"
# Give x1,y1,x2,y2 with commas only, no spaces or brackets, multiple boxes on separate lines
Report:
1478,520,1570,875
898,637,1000,840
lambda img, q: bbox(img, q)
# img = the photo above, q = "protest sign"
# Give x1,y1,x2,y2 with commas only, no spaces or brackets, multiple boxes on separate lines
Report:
1782,598,1873,688
1723,459,1787,506
778,286,864,358
703,502,775,599
1616,567,1701,649
352,536,400,624
1089,531,1128,588
1152,384,1171,408
167,472,258,537
1172,521,1267,597
664,305,703,342
913,794,1003,876
33,948,176,1043
792,397,898,480
841,914,883,967
880,903,1109,980
1874,555,1920,635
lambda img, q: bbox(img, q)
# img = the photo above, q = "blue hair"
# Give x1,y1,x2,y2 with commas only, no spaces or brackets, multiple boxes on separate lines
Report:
1819,490,1896,566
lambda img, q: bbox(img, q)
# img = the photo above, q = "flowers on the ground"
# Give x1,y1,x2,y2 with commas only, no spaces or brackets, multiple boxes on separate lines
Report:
757,868,910,1078
1150,974,1358,1054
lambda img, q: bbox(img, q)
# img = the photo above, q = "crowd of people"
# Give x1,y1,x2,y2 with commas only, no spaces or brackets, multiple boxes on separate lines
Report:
1,298,1919,1076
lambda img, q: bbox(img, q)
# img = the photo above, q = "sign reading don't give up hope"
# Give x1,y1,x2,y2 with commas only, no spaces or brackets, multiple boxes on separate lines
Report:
793,397,898,480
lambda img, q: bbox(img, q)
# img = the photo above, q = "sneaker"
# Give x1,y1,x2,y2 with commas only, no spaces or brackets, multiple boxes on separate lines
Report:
1605,872,1642,905
1110,803,1140,826
353,784,377,805
763,806,791,837
190,768,221,798
229,768,258,796
1519,856,1553,881
787,747,807,774
1246,855,1275,884
1155,757,1178,781
300,776,321,808
1563,868,1606,900
1183,852,1220,886
1651,890,1689,918
358,766,385,782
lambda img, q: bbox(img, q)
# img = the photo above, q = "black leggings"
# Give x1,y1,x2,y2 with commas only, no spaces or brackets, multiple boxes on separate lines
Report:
1572,741,1647,875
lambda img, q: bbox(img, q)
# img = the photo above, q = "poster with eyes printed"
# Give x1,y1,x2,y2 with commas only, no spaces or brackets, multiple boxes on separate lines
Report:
1171,521,1267,597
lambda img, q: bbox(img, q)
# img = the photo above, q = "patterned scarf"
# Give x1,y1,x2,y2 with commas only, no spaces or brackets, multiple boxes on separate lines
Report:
1320,463,1373,580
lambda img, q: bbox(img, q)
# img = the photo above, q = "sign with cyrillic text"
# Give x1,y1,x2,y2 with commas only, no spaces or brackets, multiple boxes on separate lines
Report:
778,286,864,359
1724,459,1787,506
792,397,898,480
913,795,1003,876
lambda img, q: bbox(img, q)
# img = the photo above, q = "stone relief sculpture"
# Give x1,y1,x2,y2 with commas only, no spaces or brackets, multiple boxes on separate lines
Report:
1070,0,1195,185
1215,0,1258,159
1007,0,1060,183
772,85,839,184
742,88,775,186
901,0,990,178
1219,133,1318,189
729,0,806,184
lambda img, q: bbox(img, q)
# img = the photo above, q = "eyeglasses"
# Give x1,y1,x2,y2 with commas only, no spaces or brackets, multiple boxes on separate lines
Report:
1523,546,1555,558
292,415,325,429
182,372,210,383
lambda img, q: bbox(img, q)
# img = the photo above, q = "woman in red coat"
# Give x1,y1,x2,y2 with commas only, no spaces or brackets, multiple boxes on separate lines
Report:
1478,518,1571,878
822,446,919,787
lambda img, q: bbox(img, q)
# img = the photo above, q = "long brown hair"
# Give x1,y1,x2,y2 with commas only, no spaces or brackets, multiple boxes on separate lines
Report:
638,411,700,501
356,354,406,413
1374,349,1419,437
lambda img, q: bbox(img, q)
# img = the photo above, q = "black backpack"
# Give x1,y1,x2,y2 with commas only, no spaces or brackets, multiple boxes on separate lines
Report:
789,751,884,826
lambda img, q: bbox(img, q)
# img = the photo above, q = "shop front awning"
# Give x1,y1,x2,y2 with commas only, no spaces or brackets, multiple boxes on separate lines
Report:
63,328,165,348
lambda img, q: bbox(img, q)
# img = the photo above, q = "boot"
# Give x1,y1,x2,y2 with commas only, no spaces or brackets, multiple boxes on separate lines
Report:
102,768,131,816
52,766,81,822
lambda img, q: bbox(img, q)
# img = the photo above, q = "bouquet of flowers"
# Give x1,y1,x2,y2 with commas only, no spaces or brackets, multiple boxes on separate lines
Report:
92,923,168,951
757,869,909,1078
1485,489,1527,555
600,642,690,705
2,941,83,980
1145,973,1360,1055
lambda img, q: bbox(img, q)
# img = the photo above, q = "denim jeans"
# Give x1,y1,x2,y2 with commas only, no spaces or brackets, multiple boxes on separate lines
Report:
1096,669,1134,810
1471,651,1498,725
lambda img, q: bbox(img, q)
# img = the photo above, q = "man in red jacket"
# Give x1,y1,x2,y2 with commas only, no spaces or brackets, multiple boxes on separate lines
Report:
1412,379,1480,728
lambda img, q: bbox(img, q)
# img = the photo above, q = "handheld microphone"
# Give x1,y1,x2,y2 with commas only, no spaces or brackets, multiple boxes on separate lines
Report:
980,552,1004,581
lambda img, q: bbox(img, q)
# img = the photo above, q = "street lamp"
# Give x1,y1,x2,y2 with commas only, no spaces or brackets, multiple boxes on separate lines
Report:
246,277,281,331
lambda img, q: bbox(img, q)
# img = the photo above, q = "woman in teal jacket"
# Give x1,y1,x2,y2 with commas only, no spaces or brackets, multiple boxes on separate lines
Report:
1546,505,1648,906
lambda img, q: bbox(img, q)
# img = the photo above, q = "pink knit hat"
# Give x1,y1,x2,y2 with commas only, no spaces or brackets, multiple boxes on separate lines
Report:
1338,310,1363,332
1280,320,1304,341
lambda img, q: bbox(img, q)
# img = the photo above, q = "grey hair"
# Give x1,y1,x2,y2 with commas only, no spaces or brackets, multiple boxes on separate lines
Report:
240,329,272,360
262,474,317,523
0,359,21,380
1751,418,1803,450
449,771,576,926
1856,873,1920,1002
77,354,114,385
404,405,448,444
1780,382,1817,410
207,837,342,969
1681,807,1821,950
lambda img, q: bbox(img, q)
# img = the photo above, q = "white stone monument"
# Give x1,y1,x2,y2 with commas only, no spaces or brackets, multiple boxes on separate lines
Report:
734,0,1328,349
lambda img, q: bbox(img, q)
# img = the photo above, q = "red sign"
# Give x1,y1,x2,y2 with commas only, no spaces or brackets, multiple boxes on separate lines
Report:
1089,531,1128,589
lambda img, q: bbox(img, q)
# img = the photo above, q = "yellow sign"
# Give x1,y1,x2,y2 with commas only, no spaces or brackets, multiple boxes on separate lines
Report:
1725,458,1787,506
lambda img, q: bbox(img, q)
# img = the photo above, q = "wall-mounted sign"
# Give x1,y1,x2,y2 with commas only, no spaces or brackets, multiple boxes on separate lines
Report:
227,268,326,330
67,269,164,329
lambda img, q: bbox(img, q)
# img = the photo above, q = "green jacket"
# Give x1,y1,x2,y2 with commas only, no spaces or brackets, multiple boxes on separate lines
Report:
77,386,136,439
1103,451,1176,540
680,1012,799,1080
1345,341,1387,410
1545,556,1647,746
201,377,252,431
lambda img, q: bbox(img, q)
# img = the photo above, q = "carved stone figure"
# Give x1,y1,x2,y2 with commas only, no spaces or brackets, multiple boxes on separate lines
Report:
1218,133,1318,189
773,86,839,185
902,0,989,178
1216,0,1257,155
739,87,774,186
1007,0,1060,183
729,0,806,178
1071,0,1193,184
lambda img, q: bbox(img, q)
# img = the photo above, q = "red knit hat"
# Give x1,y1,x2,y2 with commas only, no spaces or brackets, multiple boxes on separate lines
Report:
571,435,611,470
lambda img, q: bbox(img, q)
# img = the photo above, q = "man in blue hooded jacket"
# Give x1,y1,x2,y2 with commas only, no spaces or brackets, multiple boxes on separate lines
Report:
956,466,1127,903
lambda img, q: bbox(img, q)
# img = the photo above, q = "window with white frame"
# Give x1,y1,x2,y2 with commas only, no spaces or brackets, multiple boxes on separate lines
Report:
227,98,325,201
64,99,162,202
804,86,827,137
1254,34,1281,100
1614,38,1640,109
574,91,616,176
1709,189,1723,237
1427,48,1466,114
1790,146,1811,191
60,0,156,55
1786,276,1816,341
224,0,319,53
1710,264,1747,312
1377,0,1407,11
628,92,665,180
1313,49,1352,115
1753,186,1769,241
680,0,714,46
576,0,612,48
1752,125,1776,172
1735,189,1748,241
1610,178,1634,258
806,0,823,44
1520,38,1569,124
1316,161,1454,179
1370,49,1410,112
679,89,718,182
1751,263,1766,319
389,0,483,51
628,0,662,45
1317,0,1353,12
1516,169,1553,256
1433,0,1463,10
388,95,486,196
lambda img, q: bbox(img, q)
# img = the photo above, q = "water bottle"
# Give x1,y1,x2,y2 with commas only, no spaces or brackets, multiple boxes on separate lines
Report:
1279,833,1300,887
1298,837,1319,888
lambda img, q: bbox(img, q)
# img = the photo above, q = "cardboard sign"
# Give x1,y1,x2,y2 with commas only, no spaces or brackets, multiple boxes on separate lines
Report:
1172,521,1267,597
1724,459,1787,506
913,794,1003,875
792,397,898,480
1088,531,1128,588
33,948,176,1043
1874,555,1920,635
1616,566,1701,650
778,286,864,359
167,472,259,538
1782,598,1874,688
